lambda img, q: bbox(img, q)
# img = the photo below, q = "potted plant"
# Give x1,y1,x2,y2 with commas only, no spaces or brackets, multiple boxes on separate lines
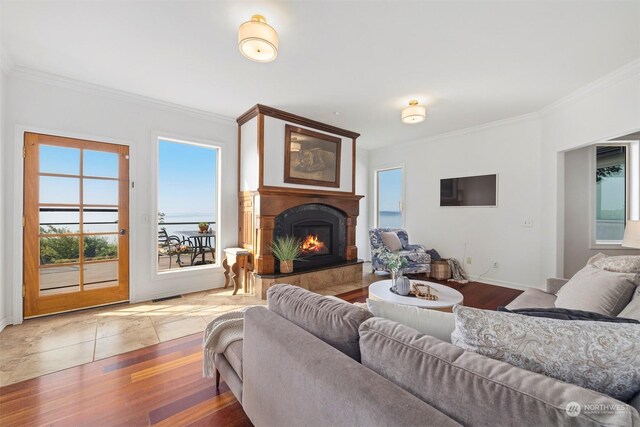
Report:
271,235,302,273
198,222,209,233
372,247,410,295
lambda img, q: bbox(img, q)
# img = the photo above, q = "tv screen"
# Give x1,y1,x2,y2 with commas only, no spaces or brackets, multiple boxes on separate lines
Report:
440,174,497,207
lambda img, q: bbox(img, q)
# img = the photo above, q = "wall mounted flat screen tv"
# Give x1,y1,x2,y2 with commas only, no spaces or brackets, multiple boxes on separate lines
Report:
440,174,497,207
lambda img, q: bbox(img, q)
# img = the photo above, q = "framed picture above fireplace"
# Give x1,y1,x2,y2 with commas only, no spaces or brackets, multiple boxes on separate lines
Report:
284,124,341,188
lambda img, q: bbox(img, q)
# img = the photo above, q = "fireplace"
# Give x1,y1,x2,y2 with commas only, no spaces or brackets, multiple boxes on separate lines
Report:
274,203,346,272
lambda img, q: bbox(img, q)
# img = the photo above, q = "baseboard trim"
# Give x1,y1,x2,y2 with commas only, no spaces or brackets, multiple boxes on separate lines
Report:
0,317,13,333
467,275,540,292
133,278,227,304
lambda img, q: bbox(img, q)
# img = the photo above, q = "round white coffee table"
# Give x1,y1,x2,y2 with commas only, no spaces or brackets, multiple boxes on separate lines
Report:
368,279,464,312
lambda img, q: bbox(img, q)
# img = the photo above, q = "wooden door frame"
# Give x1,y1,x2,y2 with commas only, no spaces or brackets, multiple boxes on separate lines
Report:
11,126,136,324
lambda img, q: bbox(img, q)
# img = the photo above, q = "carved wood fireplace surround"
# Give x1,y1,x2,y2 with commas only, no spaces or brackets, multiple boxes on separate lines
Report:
237,105,363,298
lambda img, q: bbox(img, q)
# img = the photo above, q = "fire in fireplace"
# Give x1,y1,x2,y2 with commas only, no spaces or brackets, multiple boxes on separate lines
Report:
274,203,346,272
300,234,328,255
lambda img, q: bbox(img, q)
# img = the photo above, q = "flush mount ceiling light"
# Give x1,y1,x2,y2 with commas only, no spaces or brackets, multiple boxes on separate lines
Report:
238,14,278,63
401,100,426,124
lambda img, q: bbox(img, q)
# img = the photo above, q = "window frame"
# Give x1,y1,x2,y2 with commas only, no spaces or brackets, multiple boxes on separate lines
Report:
590,143,631,248
373,164,405,229
153,135,222,275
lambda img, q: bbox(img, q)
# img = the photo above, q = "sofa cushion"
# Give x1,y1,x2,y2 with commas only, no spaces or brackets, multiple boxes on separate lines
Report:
223,340,243,381
451,305,640,402
267,284,373,361
359,317,639,427
498,306,640,324
619,295,640,321
555,265,637,316
366,298,455,342
504,288,557,310
380,231,403,251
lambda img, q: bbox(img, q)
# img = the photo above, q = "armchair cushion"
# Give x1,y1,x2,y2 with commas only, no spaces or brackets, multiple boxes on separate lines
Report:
380,231,403,251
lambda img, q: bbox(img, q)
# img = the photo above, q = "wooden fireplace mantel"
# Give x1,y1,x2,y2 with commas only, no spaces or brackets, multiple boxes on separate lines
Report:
236,105,363,275
240,189,363,275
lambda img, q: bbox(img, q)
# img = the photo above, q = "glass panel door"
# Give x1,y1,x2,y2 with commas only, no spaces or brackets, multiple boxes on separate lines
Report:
24,133,129,318
376,167,404,228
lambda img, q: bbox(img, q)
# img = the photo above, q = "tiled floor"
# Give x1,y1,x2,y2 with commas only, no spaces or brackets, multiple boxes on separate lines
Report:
0,268,378,387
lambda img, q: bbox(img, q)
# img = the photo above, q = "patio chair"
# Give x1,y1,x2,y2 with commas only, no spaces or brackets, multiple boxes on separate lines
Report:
158,228,189,269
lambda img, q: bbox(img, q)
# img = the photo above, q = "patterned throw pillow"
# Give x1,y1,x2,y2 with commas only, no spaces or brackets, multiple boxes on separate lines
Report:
451,305,640,402
589,253,640,274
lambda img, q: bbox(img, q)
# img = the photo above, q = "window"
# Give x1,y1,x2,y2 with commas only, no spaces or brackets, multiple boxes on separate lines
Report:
375,166,403,228
157,138,219,271
595,146,627,244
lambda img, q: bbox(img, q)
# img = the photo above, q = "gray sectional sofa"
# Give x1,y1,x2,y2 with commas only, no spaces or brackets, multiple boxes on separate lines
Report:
215,284,640,426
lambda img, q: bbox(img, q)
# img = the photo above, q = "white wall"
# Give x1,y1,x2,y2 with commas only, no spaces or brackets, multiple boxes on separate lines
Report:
0,40,6,329
3,69,237,324
262,116,354,193
366,59,639,289
368,116,543,289
240,117,258,191
356,147,370,261
540,59,640,280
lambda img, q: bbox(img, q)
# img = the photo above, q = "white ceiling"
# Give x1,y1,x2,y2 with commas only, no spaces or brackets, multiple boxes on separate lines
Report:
2,1,639,149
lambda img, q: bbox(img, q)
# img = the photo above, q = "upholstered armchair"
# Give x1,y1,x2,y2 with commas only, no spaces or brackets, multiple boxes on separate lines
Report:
369,228,431,275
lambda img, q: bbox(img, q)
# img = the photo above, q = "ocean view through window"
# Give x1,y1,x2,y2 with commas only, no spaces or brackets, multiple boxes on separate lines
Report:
157,138,219,271
376,167,403,228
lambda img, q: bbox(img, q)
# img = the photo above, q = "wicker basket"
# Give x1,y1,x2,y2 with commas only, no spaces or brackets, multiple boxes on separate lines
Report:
431,260,451,280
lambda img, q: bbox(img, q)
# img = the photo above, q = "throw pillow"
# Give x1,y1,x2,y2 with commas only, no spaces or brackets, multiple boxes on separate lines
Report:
619,295,640,321
426,248,442,261
366,298,455,342
497,306,640,324
451,305,640,402
380,231,403,252
554,265,637,316
594,255,640,274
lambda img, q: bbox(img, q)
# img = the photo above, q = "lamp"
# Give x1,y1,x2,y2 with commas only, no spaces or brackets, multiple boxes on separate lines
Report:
622,220,640,248
401,100,426,124
238,15,278,63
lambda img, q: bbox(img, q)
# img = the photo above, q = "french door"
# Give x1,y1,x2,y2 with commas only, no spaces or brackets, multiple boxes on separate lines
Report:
23,133,130,318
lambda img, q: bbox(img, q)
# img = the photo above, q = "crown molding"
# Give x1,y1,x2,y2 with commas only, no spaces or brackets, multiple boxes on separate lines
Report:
8,65,236,125
1,46,15,75
539,58,640,116
389,112,540,150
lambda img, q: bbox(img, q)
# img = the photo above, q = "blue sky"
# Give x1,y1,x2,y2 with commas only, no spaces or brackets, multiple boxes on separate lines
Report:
158,140,217,219
38,142,217,224
378,168,402,212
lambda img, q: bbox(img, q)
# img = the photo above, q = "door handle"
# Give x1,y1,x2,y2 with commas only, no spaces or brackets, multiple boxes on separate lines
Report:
119,229,127,236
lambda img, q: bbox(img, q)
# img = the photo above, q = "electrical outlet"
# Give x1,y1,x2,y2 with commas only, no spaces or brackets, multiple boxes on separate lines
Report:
523,219,533,228
493,261,499,269
466,257,472,264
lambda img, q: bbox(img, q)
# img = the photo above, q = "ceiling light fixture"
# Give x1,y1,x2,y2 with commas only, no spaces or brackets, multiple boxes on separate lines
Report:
238,15,278,63
401,100,426,124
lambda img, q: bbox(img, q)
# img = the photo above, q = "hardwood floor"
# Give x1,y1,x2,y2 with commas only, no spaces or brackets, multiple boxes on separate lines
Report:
0,279,520,426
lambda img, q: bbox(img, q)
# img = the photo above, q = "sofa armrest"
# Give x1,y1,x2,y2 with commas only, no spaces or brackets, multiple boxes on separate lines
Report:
243,307,459,427
546,278,569,295
403,243,426,252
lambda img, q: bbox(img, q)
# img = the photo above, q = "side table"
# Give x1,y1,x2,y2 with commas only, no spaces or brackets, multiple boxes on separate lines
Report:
223,248,252,295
